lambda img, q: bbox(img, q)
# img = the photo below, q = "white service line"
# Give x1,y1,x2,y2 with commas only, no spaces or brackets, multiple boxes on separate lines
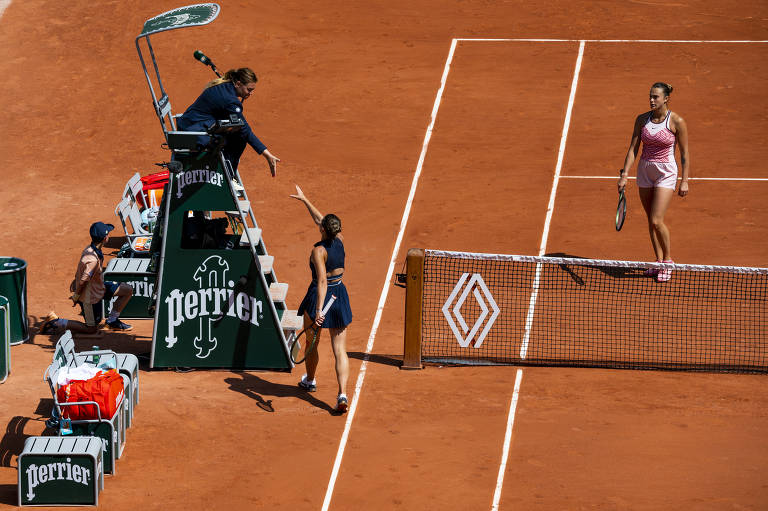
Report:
491,368,524,511
321,38,459,511
457,38,768,44
520,40,585,360
560,175,768,181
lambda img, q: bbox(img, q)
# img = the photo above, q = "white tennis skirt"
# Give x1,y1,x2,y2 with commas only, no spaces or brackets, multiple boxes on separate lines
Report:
637,159,678,189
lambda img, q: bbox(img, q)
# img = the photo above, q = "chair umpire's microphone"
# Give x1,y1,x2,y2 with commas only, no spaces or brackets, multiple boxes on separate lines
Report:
193,50,221,77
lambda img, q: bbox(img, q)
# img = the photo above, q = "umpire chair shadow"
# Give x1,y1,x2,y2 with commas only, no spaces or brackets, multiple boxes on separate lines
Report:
224,372,336,414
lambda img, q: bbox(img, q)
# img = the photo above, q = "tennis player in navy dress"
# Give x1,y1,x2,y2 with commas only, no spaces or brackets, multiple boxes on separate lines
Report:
291,185,352,413
177,67,280,176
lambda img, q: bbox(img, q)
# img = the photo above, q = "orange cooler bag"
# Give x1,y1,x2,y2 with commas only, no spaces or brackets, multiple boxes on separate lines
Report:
57,369,125,420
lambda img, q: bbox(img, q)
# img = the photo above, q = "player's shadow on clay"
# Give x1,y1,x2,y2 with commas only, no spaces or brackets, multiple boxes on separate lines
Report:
224,372,337,414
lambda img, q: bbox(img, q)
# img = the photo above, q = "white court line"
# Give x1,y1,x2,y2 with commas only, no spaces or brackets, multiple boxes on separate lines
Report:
321,38,459,511
520,40,586,360
0,0,12,20
491,368,523,511
495,40,585,511
458,38,768,43
561,176,768,181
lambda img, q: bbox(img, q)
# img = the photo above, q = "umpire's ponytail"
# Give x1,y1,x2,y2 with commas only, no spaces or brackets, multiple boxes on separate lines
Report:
205,67,258,89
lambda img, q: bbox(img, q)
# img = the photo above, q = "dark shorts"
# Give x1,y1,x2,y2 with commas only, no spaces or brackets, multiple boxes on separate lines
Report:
80,281,119,327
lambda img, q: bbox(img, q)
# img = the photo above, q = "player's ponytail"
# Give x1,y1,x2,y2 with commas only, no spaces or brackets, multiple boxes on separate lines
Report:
652,82,673,96
321,214,342,238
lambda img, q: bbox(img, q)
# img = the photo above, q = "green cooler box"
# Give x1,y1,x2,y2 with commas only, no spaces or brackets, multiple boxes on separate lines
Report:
0,257,28,345
0,295,9,382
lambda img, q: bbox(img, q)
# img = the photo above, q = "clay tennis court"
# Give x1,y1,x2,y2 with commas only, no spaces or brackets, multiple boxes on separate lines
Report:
1,1,767,509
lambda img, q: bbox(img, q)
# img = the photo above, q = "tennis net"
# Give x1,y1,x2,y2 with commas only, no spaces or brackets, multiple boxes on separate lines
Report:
402,249,768,373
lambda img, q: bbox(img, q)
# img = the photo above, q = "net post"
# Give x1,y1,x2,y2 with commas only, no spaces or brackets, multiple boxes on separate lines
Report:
401,248,424,370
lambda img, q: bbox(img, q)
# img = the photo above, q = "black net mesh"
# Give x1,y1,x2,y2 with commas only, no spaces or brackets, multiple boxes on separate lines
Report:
421,251,768,373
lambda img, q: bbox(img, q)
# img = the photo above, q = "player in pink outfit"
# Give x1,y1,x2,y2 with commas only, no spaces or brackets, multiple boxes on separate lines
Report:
618,82,690,282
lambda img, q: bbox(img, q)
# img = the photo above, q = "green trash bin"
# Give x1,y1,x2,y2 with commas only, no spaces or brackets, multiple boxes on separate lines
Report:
0,295,9,382
0,257,28,345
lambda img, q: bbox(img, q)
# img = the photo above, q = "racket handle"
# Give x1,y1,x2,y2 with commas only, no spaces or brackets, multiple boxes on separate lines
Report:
321,295,337,316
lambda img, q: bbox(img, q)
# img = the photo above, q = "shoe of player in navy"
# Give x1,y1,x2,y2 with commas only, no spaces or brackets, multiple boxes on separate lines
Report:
298,375,317,392
106,319,133,331
336,395,348,413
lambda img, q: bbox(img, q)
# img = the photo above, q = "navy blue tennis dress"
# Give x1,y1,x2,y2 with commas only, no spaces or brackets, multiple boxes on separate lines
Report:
297,237,352,328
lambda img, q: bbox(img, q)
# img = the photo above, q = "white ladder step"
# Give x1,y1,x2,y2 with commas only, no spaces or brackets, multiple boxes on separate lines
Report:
280,310,303,332
258,255,274,274
225,200,250,215
269,282,288,303
239,227,262,247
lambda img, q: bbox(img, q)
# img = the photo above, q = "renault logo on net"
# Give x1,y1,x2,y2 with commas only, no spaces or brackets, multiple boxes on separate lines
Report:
442,273,499,348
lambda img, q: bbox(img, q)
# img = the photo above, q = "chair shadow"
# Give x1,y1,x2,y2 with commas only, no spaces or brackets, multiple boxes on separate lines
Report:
0,484,17,506
224,372,338,415
104,235,127,252
29,316,152,371
0,414,54,471
0,416,31,468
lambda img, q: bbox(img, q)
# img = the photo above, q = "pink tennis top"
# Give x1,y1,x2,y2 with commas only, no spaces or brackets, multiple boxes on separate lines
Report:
640,111,676,162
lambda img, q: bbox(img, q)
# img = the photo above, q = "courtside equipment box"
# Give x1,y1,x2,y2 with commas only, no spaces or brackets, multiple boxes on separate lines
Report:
103,258,155,319
0,257,28,344
0,295,9,382
18,436,104,506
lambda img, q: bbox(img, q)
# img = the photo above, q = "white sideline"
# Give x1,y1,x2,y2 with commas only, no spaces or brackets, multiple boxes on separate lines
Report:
491,368,524,511
321,39,459,511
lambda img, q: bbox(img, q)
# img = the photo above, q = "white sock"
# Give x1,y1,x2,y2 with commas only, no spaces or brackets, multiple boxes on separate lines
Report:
302,374,316,385
338,393,347,400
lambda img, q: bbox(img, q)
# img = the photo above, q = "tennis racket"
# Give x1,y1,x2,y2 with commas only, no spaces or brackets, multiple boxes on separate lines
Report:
616,170,627,231
289,295,337,364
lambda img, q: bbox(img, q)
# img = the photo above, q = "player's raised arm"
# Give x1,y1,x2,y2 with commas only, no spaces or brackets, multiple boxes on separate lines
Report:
290,185,323,225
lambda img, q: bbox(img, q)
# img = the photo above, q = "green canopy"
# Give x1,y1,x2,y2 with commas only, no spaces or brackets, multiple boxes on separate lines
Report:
139,3,220,38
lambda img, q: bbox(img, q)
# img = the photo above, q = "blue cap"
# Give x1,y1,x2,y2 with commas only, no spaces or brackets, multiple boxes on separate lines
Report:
89,222,115,240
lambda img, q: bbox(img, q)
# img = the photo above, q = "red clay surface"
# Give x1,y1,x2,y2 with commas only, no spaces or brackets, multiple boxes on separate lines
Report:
1,1,767,509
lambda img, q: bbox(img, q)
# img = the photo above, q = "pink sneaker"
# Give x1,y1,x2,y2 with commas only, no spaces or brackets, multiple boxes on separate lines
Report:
656,260,673,283
644,261,661,277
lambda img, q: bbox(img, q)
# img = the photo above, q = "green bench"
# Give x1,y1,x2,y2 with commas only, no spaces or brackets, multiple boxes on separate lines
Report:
54,331,139,428
44,357,126,475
